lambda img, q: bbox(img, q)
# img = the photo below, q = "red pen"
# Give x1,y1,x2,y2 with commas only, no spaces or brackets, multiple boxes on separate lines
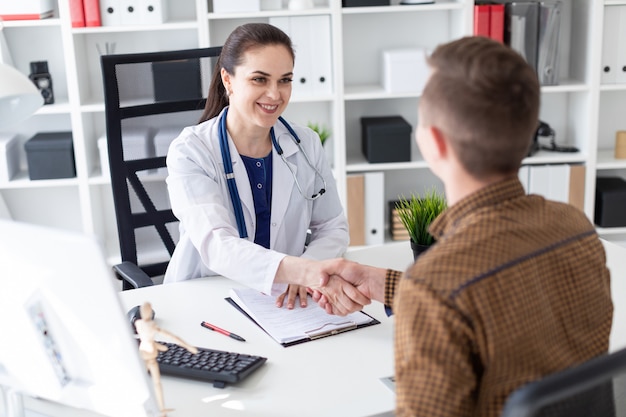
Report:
201,321,246,342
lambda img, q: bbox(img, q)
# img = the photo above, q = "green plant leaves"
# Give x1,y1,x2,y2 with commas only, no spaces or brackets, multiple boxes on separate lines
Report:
395,188,447,246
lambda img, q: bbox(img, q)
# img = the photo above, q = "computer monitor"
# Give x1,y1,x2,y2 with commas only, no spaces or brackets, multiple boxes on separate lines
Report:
0,220,160,417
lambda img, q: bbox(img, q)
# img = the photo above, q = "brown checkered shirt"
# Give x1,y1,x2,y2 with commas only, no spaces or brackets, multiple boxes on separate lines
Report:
384,178,613,417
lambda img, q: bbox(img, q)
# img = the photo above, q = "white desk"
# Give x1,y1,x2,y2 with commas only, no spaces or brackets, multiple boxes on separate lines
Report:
17,239,626,417
114,277,396,417
18,277,394,417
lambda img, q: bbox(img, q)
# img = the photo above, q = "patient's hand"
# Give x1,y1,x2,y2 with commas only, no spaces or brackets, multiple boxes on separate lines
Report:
313,259,386,316
273,257,372,316
313,273,371,316
275,284,308,309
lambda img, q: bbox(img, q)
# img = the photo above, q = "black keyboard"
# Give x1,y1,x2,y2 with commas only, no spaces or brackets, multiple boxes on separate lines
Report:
156,342,267,388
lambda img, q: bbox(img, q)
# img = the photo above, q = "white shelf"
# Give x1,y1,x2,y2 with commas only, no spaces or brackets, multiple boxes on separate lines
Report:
71,20,199,34
0,171,79,190
341,1,464,14
0,0,615,257
523,151,587,165
208,7,332,19
600,84,626,92
596,150,626,170
1,17,62,27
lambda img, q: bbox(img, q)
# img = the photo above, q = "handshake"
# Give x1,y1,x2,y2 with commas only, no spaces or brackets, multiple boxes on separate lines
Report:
275,256,388,316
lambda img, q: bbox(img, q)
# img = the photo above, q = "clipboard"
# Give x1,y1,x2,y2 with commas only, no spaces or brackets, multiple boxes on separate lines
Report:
225,289,380,347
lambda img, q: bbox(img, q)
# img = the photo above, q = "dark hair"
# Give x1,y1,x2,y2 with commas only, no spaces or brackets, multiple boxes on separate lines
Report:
420,36,540,179
199,23,295,123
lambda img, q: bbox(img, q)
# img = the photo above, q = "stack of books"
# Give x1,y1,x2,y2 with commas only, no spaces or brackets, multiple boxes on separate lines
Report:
389,201,410,241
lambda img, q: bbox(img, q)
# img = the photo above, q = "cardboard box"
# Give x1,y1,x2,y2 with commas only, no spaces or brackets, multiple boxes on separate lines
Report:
25,132,76,180
0,133,20,183
361,116,412,163
595,177,626,227
0,0,54,20
212,0,260,13
382,48,429,94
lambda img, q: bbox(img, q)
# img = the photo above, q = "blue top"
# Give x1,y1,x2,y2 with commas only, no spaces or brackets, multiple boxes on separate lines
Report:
240,152,273,249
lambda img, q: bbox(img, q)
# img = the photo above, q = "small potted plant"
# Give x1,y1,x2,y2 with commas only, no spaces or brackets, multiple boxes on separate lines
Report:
307,122,331,146
395,187,447,259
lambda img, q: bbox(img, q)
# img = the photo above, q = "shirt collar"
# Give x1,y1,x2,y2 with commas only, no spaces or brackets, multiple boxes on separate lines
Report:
430,177,526,240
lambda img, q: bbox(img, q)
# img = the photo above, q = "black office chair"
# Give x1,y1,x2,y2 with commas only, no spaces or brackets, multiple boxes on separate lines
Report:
101,47,222,290
500,346,626,417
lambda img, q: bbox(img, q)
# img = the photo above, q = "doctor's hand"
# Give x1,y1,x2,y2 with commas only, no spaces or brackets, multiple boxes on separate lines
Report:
274,257,371,315
275,284,309,309
313,259,386,316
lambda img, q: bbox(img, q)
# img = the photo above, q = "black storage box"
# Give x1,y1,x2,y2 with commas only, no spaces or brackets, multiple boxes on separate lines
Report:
343,0,390,6
595,177,626,227
25,131,76,180
361,116,412,163
152,58,202,102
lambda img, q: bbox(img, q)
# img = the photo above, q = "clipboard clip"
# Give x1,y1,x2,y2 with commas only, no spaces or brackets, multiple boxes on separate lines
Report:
304,321,358,340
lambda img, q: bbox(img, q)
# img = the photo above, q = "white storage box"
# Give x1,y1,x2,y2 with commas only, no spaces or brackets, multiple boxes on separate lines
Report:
0,133,20,183
153,126,184,176
0,0,54,20
382,48,430,94
122,126,154,161
213,0,260,13
99,128,154,177
261,0,283,10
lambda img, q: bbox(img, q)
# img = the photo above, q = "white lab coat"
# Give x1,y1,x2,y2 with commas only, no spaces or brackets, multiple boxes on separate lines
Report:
164,108,349,295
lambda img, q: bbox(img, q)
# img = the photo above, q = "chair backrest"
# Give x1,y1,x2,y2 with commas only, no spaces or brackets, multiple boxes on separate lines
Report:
500,346,626,417
101,47,221,289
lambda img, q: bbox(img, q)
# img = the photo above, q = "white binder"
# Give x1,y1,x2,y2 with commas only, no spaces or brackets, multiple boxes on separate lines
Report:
139,0,167,24
617,7,626,84
270,15,333,97
528,164,571,203
120,0,142,25
547,164,570,203
601,6,620,84
528,164,551,199
100,0,122,26
364,172,385,245
308,15,333,95
537,1,561,86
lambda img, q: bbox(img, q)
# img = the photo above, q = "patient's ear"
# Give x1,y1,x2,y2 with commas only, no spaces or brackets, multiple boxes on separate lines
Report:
430,126,448,158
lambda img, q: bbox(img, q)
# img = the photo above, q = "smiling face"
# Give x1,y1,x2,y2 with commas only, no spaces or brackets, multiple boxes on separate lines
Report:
221,44,294,134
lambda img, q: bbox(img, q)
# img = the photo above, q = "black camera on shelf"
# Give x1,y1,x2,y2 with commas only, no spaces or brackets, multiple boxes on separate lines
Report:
29,61,54,105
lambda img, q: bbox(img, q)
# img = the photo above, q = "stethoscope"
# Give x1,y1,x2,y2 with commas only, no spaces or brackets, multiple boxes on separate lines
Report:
218,107,326,238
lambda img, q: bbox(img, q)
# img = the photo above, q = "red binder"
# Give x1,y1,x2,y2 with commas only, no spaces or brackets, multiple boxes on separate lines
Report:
83,0,102,27
473,4,491,38
69,0,85,27
490,4,505,43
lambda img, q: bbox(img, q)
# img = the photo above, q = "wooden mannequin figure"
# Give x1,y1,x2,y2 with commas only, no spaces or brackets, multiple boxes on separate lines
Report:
134,302,198,415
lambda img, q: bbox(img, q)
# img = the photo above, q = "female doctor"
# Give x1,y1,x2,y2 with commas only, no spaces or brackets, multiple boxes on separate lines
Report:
163,23,351,309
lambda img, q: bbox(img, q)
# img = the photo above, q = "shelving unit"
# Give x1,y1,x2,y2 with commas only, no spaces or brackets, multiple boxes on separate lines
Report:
593,0,626,245
1,0,624,264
